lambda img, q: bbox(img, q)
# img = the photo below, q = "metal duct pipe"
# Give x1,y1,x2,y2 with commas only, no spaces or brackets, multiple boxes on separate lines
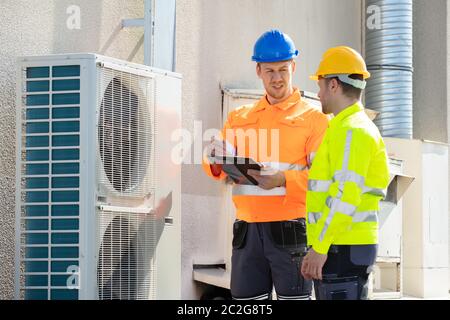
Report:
365,0,413,139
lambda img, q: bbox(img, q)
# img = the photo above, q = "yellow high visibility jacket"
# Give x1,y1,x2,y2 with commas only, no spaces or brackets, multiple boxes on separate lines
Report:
306,102,390,254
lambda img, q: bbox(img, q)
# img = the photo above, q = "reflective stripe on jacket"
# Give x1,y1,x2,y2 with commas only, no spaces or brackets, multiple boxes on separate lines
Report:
306,102,390,254
202,89,329,222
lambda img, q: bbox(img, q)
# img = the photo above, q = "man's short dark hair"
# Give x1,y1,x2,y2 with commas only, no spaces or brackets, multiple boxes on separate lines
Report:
325,74,363,99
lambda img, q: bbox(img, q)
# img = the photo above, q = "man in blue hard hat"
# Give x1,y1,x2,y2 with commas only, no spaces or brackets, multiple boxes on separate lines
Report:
203,30,329,300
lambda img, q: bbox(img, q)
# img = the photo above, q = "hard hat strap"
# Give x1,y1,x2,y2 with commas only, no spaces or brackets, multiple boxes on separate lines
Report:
324,74,366,89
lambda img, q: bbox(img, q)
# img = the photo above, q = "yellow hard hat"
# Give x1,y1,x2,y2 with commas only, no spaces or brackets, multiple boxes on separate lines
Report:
310,46,370,81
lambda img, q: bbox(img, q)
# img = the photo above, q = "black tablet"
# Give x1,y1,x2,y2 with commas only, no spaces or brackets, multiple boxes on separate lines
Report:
214,156,263,185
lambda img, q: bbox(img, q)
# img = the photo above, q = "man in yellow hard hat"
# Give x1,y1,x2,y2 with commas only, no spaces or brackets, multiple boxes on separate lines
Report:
300,46,390,300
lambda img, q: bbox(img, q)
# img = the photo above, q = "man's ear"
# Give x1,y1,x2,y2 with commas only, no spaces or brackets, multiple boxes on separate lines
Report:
256,63,261,78
330,78,339,93
291,60,296,74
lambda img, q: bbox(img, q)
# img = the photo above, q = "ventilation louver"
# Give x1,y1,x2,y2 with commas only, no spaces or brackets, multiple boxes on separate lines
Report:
98,69,154,197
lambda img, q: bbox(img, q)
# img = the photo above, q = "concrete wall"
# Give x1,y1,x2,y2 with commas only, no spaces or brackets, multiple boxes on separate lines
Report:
446,0,450,291
385,138,449,298
413,0,448,143
0,0,145,300
0,0,363,300
175,0,362,299
412,0,449,292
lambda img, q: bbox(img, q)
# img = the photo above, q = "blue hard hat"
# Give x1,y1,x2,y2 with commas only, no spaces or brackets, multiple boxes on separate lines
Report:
252,29,299,63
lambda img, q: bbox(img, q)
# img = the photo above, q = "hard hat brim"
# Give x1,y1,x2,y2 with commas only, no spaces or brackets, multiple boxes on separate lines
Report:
252,51,299,63
310,72,371,81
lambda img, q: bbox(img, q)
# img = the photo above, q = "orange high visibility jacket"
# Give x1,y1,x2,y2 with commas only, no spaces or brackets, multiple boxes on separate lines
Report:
203,89,329,222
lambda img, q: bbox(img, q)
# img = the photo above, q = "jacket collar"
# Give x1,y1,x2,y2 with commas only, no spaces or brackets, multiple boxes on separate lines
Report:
253,88,302,113
329,101,364,128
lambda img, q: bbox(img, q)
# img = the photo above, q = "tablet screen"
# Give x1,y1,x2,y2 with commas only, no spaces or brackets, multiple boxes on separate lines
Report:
214,156,262,185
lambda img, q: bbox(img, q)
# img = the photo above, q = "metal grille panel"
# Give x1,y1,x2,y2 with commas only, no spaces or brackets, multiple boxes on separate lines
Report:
96,64,157,300
97,66,155,197
17,57,160,300
97,210,157,300
17,64,81,300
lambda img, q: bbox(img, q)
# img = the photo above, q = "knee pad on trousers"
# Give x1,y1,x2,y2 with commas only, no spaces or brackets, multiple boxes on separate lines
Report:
314,276,361,300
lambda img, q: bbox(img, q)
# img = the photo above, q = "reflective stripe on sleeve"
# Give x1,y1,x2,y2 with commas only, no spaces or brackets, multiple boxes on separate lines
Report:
333,170,365,188
319,196,357,241
308,212,322,224
325,196,357,216
308,179,332,192
353,211,378,223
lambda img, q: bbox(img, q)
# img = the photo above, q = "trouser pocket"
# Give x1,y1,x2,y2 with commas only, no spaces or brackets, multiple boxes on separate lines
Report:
291,251,312,297
315,276,360,300
269,218,307,250
349,244,378,267
232,220,248,249
319,245,375,300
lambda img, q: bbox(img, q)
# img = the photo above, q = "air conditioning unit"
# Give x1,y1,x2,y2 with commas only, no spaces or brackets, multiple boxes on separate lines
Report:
15,54,181,300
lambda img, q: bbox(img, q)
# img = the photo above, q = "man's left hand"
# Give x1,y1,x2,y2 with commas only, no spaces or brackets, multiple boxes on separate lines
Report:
301,248,328,280
247,167,286,190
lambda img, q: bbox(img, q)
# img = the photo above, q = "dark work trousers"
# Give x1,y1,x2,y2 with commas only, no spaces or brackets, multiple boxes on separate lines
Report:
314,244,378,300
230,218,312,300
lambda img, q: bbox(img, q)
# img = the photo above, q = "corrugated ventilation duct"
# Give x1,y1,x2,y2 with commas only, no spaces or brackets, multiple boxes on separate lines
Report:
365,0,413,138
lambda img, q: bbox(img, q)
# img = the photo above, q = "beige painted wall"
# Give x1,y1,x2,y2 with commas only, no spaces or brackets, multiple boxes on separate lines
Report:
2,0,448,301
448,0,450,291
413,0,448,143
175,0,362,299
412,0,449,292
1,0,364,300
0,0,145,300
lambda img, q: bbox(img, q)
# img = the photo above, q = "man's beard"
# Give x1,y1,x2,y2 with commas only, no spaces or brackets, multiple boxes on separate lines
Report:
267,86,288,100
321,101,330,114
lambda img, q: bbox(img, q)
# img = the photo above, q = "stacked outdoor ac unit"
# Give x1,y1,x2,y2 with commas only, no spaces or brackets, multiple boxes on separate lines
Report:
15,54,181,300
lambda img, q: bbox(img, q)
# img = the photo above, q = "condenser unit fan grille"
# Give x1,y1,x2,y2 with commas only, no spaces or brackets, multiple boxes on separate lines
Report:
97,210,157,300
98,67,155,196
